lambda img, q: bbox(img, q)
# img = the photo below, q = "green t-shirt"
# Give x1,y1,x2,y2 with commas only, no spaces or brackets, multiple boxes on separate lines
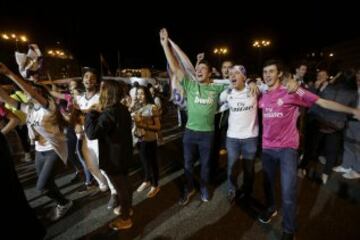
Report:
181,77,226,131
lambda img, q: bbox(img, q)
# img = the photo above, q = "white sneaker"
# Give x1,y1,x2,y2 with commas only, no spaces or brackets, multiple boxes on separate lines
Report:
321,174,329,185
99,183,109,192
113,206,134,216
333,165,351,173
147,186,160,198
136,182,150,192
50,200,73,221
319,156,326,165
343,170,360,179
24,152,32,162
297,168,306,178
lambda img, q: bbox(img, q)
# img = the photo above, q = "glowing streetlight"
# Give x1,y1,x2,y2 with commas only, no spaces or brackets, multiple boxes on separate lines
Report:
1,32,29,45
20,35,28,42
213,47,229,55
47,49,70,59
329,53,334,57
252,39,271,72
2,34,10,40
252,39,271,48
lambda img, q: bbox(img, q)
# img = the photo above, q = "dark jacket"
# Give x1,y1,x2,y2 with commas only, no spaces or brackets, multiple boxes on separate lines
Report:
85,104,133,175
308,84,358,131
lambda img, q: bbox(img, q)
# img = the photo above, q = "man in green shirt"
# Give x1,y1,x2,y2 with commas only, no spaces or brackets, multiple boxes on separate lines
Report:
160,28,226,205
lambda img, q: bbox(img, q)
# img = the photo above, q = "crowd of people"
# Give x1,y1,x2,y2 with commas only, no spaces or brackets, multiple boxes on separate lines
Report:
1,28,359,240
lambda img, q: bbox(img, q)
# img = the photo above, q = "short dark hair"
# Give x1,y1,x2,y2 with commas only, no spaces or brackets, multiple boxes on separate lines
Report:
81,67,97,77
263,59,284,73
294,60,307,69
198,59,212,72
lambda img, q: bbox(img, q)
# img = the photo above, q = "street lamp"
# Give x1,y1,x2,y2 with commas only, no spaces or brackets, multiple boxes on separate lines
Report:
252,39,271,48
20,35,28,42
2,34,10,40
213,47,229,66
1,32,29,49
47,48,69,59
214,47,229,55
252,39,271,72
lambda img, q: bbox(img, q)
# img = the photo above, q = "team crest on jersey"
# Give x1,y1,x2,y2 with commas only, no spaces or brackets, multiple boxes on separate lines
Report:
277,98,284,106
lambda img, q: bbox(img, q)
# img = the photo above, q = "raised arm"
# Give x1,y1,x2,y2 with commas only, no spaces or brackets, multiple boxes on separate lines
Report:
0,63,48,107
160,28,184,82
49,90,67,100
1,110,20,135
316,98,360,119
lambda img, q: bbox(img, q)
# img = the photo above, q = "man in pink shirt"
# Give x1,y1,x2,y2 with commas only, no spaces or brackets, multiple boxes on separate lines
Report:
258,59,360,240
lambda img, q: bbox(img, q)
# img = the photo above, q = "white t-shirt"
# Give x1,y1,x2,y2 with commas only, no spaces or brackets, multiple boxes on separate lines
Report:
22,102,68,163
75,93,100,160
220,87,259,139
76,93,100,111
129,87,137,101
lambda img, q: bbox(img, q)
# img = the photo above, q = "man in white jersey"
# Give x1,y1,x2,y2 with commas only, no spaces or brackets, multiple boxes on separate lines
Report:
219,65,259,203
75,68,118,209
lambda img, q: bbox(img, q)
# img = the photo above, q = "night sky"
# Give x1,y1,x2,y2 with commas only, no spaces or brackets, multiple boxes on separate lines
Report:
1,2,359,73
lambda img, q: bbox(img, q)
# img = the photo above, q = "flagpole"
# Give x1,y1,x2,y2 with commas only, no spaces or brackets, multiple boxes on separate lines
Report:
100,53,104,78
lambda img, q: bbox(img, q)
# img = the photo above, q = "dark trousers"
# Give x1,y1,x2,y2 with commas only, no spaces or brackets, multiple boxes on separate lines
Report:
16,125,31,153
300,123,343,175
262,148,298,233
107,174,132,220
183,129,214,192
138,140,159,187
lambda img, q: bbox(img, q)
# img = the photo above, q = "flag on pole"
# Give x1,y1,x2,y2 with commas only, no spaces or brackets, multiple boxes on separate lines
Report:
167,39,196,107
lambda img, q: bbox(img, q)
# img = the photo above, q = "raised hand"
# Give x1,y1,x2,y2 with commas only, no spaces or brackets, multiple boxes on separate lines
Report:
197,53,205,62
160,28,169,46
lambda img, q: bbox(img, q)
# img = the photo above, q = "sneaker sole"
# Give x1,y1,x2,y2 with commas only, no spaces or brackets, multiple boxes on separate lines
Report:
258,210,278,224
147,188,160,198
114,208,134,216
109,222,133,230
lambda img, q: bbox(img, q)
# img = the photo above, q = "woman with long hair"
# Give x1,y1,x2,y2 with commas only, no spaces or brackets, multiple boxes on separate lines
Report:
0,63,72,221
85,80,133,230
133,86,161,198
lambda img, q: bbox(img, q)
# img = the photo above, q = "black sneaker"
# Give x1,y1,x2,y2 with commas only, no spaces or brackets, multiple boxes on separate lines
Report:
178,189,196,206
107,194,118,210
281,232,294,240
77,182,96,193
258,209,277,224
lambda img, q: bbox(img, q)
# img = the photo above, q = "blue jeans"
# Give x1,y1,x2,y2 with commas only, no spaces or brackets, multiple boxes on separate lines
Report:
35,150,68,205
183,129,214,193
226,137,257,194
262,148,298,233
